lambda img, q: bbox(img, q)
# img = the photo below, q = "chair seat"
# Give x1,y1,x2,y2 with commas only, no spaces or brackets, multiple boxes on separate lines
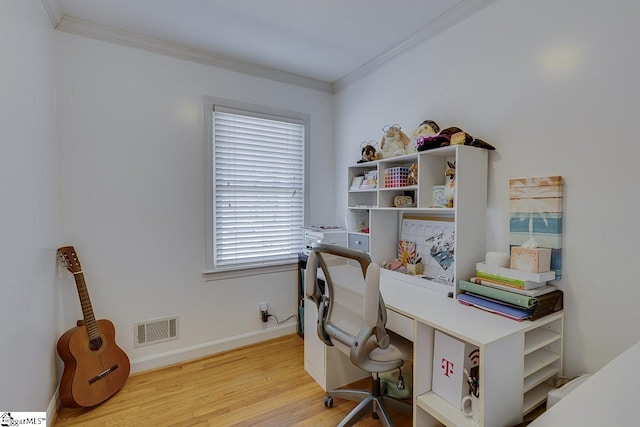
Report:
331,329,412,369
369,331,412,364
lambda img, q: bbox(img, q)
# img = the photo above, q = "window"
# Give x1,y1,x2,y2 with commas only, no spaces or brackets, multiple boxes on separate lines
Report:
204,97,308,280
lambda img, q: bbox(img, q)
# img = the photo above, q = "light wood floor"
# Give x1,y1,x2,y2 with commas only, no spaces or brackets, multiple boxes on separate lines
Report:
53,334,412,426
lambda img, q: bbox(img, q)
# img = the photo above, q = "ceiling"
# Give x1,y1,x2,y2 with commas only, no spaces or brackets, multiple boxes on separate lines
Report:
43,0,496,92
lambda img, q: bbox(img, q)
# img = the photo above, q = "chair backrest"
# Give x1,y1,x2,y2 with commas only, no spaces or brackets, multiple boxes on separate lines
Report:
305,243,391,371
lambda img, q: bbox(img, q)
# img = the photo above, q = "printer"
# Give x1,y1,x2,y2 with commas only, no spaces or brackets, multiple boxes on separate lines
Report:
302,226,347,255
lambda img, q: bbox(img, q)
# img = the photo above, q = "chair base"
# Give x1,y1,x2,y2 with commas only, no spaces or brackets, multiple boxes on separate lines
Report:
327,376,412,427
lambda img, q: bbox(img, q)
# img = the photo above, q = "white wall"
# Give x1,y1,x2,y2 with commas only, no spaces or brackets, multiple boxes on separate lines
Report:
334,0,640,375
0,0,59,413
55,32,335,371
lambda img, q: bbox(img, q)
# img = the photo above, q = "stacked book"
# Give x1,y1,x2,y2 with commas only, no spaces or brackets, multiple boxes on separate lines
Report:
457,263,562,321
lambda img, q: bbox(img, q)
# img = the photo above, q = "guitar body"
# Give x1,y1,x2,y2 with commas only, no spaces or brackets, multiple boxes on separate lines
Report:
57,318,131,407
57,246,130,408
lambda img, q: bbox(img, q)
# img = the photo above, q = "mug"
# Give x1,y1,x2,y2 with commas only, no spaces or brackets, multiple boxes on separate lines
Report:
461,393,480,422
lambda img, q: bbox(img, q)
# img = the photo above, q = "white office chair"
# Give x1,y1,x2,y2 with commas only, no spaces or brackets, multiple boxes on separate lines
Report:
305,243,412,427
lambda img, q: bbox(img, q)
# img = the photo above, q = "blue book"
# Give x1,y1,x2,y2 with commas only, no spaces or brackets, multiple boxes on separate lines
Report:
457,293,531,321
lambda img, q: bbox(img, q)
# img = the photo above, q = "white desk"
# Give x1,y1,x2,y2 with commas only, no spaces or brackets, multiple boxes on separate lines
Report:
304,265,564,427
529,340,639,426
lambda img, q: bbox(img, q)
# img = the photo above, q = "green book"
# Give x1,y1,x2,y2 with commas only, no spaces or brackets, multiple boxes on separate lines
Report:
475,271,545,290
475,262,555,290
459,280,538,309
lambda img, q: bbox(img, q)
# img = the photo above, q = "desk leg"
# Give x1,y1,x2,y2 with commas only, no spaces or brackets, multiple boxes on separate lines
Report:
414,322,438,427
481,333,523,427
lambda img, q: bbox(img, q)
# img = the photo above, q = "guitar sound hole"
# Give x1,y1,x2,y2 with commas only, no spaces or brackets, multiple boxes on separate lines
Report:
89,337,103,351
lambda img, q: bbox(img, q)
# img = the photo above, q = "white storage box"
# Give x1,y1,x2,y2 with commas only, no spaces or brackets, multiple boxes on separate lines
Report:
432,330,479,410
302,228,347,255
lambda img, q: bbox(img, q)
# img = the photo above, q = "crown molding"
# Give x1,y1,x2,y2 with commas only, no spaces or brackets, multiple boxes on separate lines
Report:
40,0,63,28
333,0,498,92
48,0,496,94
55,15,334,93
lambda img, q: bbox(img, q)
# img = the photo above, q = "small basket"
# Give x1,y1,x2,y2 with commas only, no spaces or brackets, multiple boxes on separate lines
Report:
384,167,409,188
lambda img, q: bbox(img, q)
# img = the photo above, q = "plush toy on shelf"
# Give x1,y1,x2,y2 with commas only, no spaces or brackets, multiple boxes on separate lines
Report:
407,163,418,186
412,120,440,144
444,161,456,208
380,124,414,158
358,140,383,163
416,126,496,152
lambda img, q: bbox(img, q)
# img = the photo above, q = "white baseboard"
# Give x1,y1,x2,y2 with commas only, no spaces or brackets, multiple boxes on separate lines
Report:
130,324,297,373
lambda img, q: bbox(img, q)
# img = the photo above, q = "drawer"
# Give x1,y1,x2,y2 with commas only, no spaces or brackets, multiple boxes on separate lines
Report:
386,308,414,342
348,233,369,252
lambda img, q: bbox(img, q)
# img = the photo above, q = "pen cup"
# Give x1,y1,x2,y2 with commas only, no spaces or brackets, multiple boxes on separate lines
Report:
461,394,480,423
406,262,423,276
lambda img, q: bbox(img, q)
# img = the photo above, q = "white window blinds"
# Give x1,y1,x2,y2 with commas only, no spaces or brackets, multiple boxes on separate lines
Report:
212,108,304,270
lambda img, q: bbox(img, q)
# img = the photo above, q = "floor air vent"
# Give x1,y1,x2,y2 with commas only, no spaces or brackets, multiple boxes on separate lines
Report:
134,316,178,347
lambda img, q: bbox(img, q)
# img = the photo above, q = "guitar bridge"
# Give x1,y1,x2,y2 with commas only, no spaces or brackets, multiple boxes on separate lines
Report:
88,364,119,384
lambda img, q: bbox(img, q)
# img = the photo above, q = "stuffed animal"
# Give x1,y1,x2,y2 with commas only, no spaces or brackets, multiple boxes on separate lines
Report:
407,163,418,186
416,126,496,152
358,141,383,163
412,120,440,143
380,124,414,158
443,161,455,208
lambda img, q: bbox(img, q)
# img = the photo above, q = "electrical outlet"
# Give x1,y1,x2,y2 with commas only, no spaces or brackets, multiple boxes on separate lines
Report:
259,302,268,322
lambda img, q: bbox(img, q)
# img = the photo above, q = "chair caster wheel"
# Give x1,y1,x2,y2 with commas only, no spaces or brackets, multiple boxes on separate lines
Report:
324,396,334,408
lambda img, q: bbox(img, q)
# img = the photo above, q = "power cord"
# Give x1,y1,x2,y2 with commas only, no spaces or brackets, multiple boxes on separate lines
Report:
266,313,298,325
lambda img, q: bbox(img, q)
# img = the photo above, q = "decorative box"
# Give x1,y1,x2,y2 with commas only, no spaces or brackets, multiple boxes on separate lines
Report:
510,247,551,273
384,167,409,188
393,195,413,207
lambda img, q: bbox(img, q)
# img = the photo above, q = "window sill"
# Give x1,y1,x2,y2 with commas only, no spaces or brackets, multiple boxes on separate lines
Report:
203,262,298,282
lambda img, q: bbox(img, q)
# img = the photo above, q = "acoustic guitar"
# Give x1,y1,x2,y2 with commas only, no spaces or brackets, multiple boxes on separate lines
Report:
57,246,130,407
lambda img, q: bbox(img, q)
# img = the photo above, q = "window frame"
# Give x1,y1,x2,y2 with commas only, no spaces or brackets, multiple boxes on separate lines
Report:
203,96,309,281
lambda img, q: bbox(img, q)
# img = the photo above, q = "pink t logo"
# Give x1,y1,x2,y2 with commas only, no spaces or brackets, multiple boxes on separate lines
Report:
441,358,454,378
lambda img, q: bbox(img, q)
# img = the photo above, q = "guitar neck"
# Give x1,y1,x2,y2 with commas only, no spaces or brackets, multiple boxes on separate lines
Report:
73,272,100,340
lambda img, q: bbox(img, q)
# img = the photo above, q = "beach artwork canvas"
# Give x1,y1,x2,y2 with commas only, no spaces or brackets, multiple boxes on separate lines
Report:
509,176,563,278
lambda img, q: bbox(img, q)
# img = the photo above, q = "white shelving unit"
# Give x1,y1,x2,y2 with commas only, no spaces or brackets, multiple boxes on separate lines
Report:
346,145,488,295
304,144,565,426
412,310,564,427
346,163,377,253
522,316,563,416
